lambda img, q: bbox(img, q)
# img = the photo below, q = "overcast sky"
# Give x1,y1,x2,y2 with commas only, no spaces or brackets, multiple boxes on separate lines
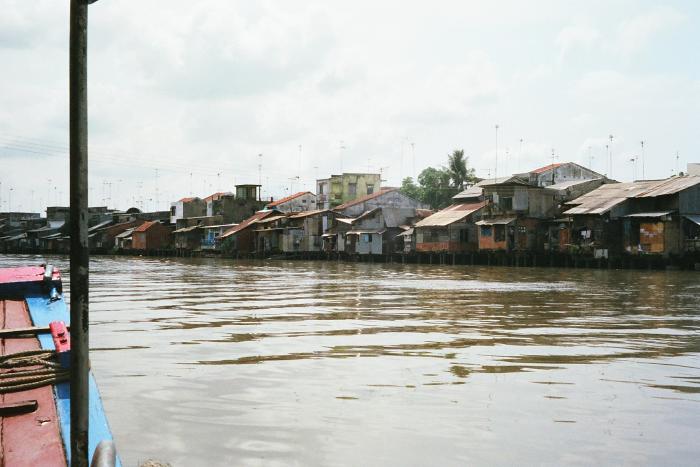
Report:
1,0,698,212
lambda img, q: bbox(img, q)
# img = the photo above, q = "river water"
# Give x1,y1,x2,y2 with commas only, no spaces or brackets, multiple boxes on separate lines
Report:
1,254,699,466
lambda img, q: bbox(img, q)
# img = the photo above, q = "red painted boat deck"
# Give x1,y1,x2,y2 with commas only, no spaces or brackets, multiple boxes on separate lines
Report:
1,299,66,467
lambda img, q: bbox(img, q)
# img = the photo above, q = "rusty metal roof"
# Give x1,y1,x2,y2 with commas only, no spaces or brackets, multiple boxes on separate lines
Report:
415,202,487,227
635,175,700,197
133,220,159,232
563,181,657,215
289,209,328,219
530,162,563,174
221,210,278,238
267,191,313,207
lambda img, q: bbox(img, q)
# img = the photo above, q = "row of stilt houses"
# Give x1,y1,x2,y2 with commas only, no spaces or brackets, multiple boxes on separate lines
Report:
2,163,700,267
218,162,700,264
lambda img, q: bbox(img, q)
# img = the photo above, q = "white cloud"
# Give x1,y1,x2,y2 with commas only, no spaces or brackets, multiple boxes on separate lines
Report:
556,24,600,60
615,5,685,55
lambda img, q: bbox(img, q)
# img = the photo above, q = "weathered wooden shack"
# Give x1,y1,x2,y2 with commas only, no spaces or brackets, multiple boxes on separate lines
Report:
132,221,172,251
415,201,487,253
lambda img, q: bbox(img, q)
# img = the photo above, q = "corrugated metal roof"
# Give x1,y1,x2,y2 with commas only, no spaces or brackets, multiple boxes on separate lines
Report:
289,209,328,219
333,188,396,210
624,211,674,218
530,162,563,174
115,228,135,239
636,175,700,197
563,181,657,215
475,217,517,225
544,178,603,191
255,214,287,224
221,210,278,238
267,191,313,207
173,225,201,233
346,229,386,235
415,202,487,227
685,215,700,226
133,220,159,232
479,175,530,187
396,228,414,237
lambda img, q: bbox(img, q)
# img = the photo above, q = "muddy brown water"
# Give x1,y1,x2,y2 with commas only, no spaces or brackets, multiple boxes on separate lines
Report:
1,254,699,466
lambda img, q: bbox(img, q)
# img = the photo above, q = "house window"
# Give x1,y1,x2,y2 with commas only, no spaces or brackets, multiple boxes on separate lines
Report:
362,233,372,243
495,225,506,242
366,184,374,195
459,229,469,243
319,184,325,194
348,183,357,196
500,197,513,210
170,206,176,216
480,225,492,237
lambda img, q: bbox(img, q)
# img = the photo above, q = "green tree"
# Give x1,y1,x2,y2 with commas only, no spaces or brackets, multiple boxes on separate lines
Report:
400,176,420,200
417,166,456,209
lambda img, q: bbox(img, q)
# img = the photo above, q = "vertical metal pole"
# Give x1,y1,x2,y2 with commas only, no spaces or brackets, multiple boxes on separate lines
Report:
69,0,89,465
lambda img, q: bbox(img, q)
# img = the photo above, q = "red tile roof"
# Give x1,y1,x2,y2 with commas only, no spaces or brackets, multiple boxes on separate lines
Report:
333,188,396,210
179,197,196,203
203,192,228,203
267,191,312,207
530,163,563,174
133,220,158,232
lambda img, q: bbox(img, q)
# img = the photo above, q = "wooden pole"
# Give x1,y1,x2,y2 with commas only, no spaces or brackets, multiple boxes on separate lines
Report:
69,0,90,465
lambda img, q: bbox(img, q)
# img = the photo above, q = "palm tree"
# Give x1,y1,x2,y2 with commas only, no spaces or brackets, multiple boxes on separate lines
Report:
448,149,468,189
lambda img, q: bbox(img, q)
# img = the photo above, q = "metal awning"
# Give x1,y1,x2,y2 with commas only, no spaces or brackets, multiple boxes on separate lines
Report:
396,228,414,237
475,217,517,226
685,214,700,226
173,225,201,233
346,229,386,235
624,211,674,218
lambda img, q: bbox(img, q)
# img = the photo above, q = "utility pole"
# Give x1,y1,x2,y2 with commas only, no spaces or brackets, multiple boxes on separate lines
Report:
640,140,645,179
258,153,262,186
69,1,96,465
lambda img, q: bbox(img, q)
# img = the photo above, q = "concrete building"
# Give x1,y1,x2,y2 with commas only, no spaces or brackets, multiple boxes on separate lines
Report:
169,197,206,224
333,188,428,218
266,191,316,213
316,173,382,210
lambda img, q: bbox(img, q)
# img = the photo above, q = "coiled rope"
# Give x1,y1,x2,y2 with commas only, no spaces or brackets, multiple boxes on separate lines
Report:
0,349,69,394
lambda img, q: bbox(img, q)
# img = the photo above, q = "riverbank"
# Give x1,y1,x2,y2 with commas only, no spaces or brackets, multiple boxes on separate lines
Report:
4,246,700,271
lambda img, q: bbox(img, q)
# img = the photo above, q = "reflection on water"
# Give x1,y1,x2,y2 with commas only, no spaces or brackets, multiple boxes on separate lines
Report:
1,254,699,465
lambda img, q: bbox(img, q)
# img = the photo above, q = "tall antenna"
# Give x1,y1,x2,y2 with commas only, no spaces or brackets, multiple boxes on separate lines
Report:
640,140,645,179
675,151,680,175
258,153,262,185
411,142,415,178
505,147,510,176
298,145,302,181
338,141,345,173
518,138,523,172
189,172,193,196
608,134,614,178
494,124,499,181
588,146,593,170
